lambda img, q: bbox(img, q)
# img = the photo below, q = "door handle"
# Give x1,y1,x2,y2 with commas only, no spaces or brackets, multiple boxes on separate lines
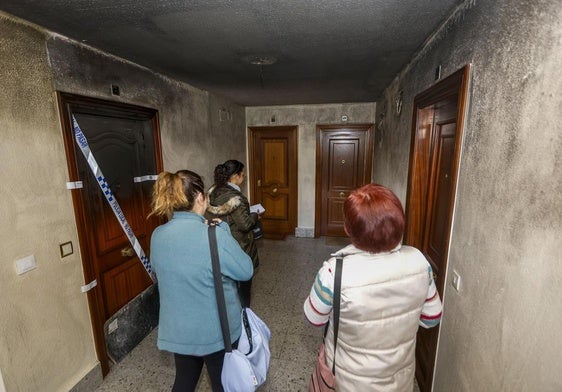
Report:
121,246,135,257
339,192,345,197
257,179,261,187
272,187,278,193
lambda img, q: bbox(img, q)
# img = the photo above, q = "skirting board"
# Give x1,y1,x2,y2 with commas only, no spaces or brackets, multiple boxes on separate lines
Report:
0,368,5,392
69,362,103,392
295,227,314,238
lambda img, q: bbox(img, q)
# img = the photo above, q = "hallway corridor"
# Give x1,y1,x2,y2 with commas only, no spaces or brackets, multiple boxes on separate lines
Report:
94,236,421,391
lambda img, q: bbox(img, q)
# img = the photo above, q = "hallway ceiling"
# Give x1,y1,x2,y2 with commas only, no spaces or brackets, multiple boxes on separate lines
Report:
0,0,463,106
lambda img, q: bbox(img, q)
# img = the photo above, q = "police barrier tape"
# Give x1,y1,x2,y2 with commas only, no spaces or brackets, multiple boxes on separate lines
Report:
72,115,155,282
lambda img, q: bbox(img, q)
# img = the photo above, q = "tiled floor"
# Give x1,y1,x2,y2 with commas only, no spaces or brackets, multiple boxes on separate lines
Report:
95,236,420,391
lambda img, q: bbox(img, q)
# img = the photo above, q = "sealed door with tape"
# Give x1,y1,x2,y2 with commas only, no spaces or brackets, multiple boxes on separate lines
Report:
58,93,163,374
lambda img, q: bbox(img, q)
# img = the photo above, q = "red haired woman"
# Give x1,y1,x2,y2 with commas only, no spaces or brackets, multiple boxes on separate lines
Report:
304,184,442,391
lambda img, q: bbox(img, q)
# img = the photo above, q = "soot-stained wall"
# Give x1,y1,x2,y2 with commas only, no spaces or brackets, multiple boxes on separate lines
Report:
373,0,561,390
0,12,246,392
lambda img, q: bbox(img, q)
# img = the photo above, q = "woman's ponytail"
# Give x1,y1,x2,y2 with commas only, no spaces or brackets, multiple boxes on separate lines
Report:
149,170,203,219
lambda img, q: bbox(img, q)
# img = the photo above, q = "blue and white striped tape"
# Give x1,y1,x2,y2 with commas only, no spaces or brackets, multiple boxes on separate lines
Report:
72,115,155,282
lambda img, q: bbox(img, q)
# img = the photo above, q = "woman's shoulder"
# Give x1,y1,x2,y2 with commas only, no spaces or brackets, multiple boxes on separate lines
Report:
208,186,244,214
397,245,427,262
210,185,243,199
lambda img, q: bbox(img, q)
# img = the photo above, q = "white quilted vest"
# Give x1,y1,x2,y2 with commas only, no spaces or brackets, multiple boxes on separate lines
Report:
324,244,430,392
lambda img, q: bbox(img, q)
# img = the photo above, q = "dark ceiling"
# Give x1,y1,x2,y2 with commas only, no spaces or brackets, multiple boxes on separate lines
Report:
0,0,463,106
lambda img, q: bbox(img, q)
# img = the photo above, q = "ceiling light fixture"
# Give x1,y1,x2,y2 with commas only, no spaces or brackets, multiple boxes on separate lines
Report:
244,55,277,66
243,55,277,89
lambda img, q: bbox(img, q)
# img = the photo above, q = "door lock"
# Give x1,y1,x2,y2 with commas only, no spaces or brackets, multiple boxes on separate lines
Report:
339,192,345,197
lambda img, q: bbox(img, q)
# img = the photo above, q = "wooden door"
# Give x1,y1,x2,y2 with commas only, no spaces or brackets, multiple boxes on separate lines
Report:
405,66,470,391
315,125,373,237
248,126,298,239
58,93,162,374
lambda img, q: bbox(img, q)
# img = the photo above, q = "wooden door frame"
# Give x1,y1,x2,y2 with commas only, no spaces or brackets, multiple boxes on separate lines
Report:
247,125,298,237
57,93,163,375
405,65,470,390
314,124,373,237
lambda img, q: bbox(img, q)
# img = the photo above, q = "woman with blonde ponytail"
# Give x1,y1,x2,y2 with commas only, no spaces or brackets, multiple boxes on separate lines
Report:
149,170,253,392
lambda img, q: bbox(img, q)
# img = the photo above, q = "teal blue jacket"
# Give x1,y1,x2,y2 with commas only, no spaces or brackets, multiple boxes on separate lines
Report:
150,212,253,355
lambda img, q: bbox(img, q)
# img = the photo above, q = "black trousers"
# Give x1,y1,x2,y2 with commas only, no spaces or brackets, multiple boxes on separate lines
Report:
172,341,239,392
172,350,222,392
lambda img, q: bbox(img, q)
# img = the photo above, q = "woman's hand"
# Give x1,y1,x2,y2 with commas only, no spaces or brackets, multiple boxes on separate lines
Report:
205,218,222,226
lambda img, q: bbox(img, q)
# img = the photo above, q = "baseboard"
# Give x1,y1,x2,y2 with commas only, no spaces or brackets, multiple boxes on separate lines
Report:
295,227,314,238
69,362,103,392
0,368,6,392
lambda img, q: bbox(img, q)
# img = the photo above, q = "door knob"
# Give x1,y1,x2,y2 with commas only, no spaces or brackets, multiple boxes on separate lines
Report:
121,247,134,257
272,187,278,193
257,179,261,186
339,192,345,197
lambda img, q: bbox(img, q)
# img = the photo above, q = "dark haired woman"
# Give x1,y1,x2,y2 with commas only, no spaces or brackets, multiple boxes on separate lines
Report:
149,170,253,392
304,183,442,391
207,160,260,307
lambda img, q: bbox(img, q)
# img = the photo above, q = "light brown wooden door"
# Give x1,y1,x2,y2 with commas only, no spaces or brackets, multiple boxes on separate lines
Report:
58,93,162,374
405,66,470,392
316,125,373,237
249,126,298,239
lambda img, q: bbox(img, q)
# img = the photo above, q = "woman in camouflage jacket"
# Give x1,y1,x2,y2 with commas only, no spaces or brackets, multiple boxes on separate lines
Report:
207,160,260,307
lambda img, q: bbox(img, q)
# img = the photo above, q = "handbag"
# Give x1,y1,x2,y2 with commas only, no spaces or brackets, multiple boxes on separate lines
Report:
208,224,271,391
309,256,343,392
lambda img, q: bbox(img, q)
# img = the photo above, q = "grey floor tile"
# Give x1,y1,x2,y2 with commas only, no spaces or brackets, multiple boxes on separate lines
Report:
95,236,420,391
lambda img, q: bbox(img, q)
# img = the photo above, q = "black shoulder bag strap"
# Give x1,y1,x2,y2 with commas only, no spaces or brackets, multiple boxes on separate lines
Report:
208,224,233,352
331,256,343,374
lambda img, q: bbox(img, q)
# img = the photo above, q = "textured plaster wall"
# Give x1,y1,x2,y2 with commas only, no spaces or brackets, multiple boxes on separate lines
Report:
0,15,96,392
246,103,376,231
0,12,246,392
374,0,562,390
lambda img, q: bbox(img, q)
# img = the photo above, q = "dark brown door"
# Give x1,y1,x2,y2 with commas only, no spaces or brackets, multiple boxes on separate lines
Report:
405,66,470,392
249,126,298,239
315,125,373,237
58,93,163,374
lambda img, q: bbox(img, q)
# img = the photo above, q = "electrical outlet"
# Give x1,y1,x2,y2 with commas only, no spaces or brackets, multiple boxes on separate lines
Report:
15,255,37,275
452,270,461,292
